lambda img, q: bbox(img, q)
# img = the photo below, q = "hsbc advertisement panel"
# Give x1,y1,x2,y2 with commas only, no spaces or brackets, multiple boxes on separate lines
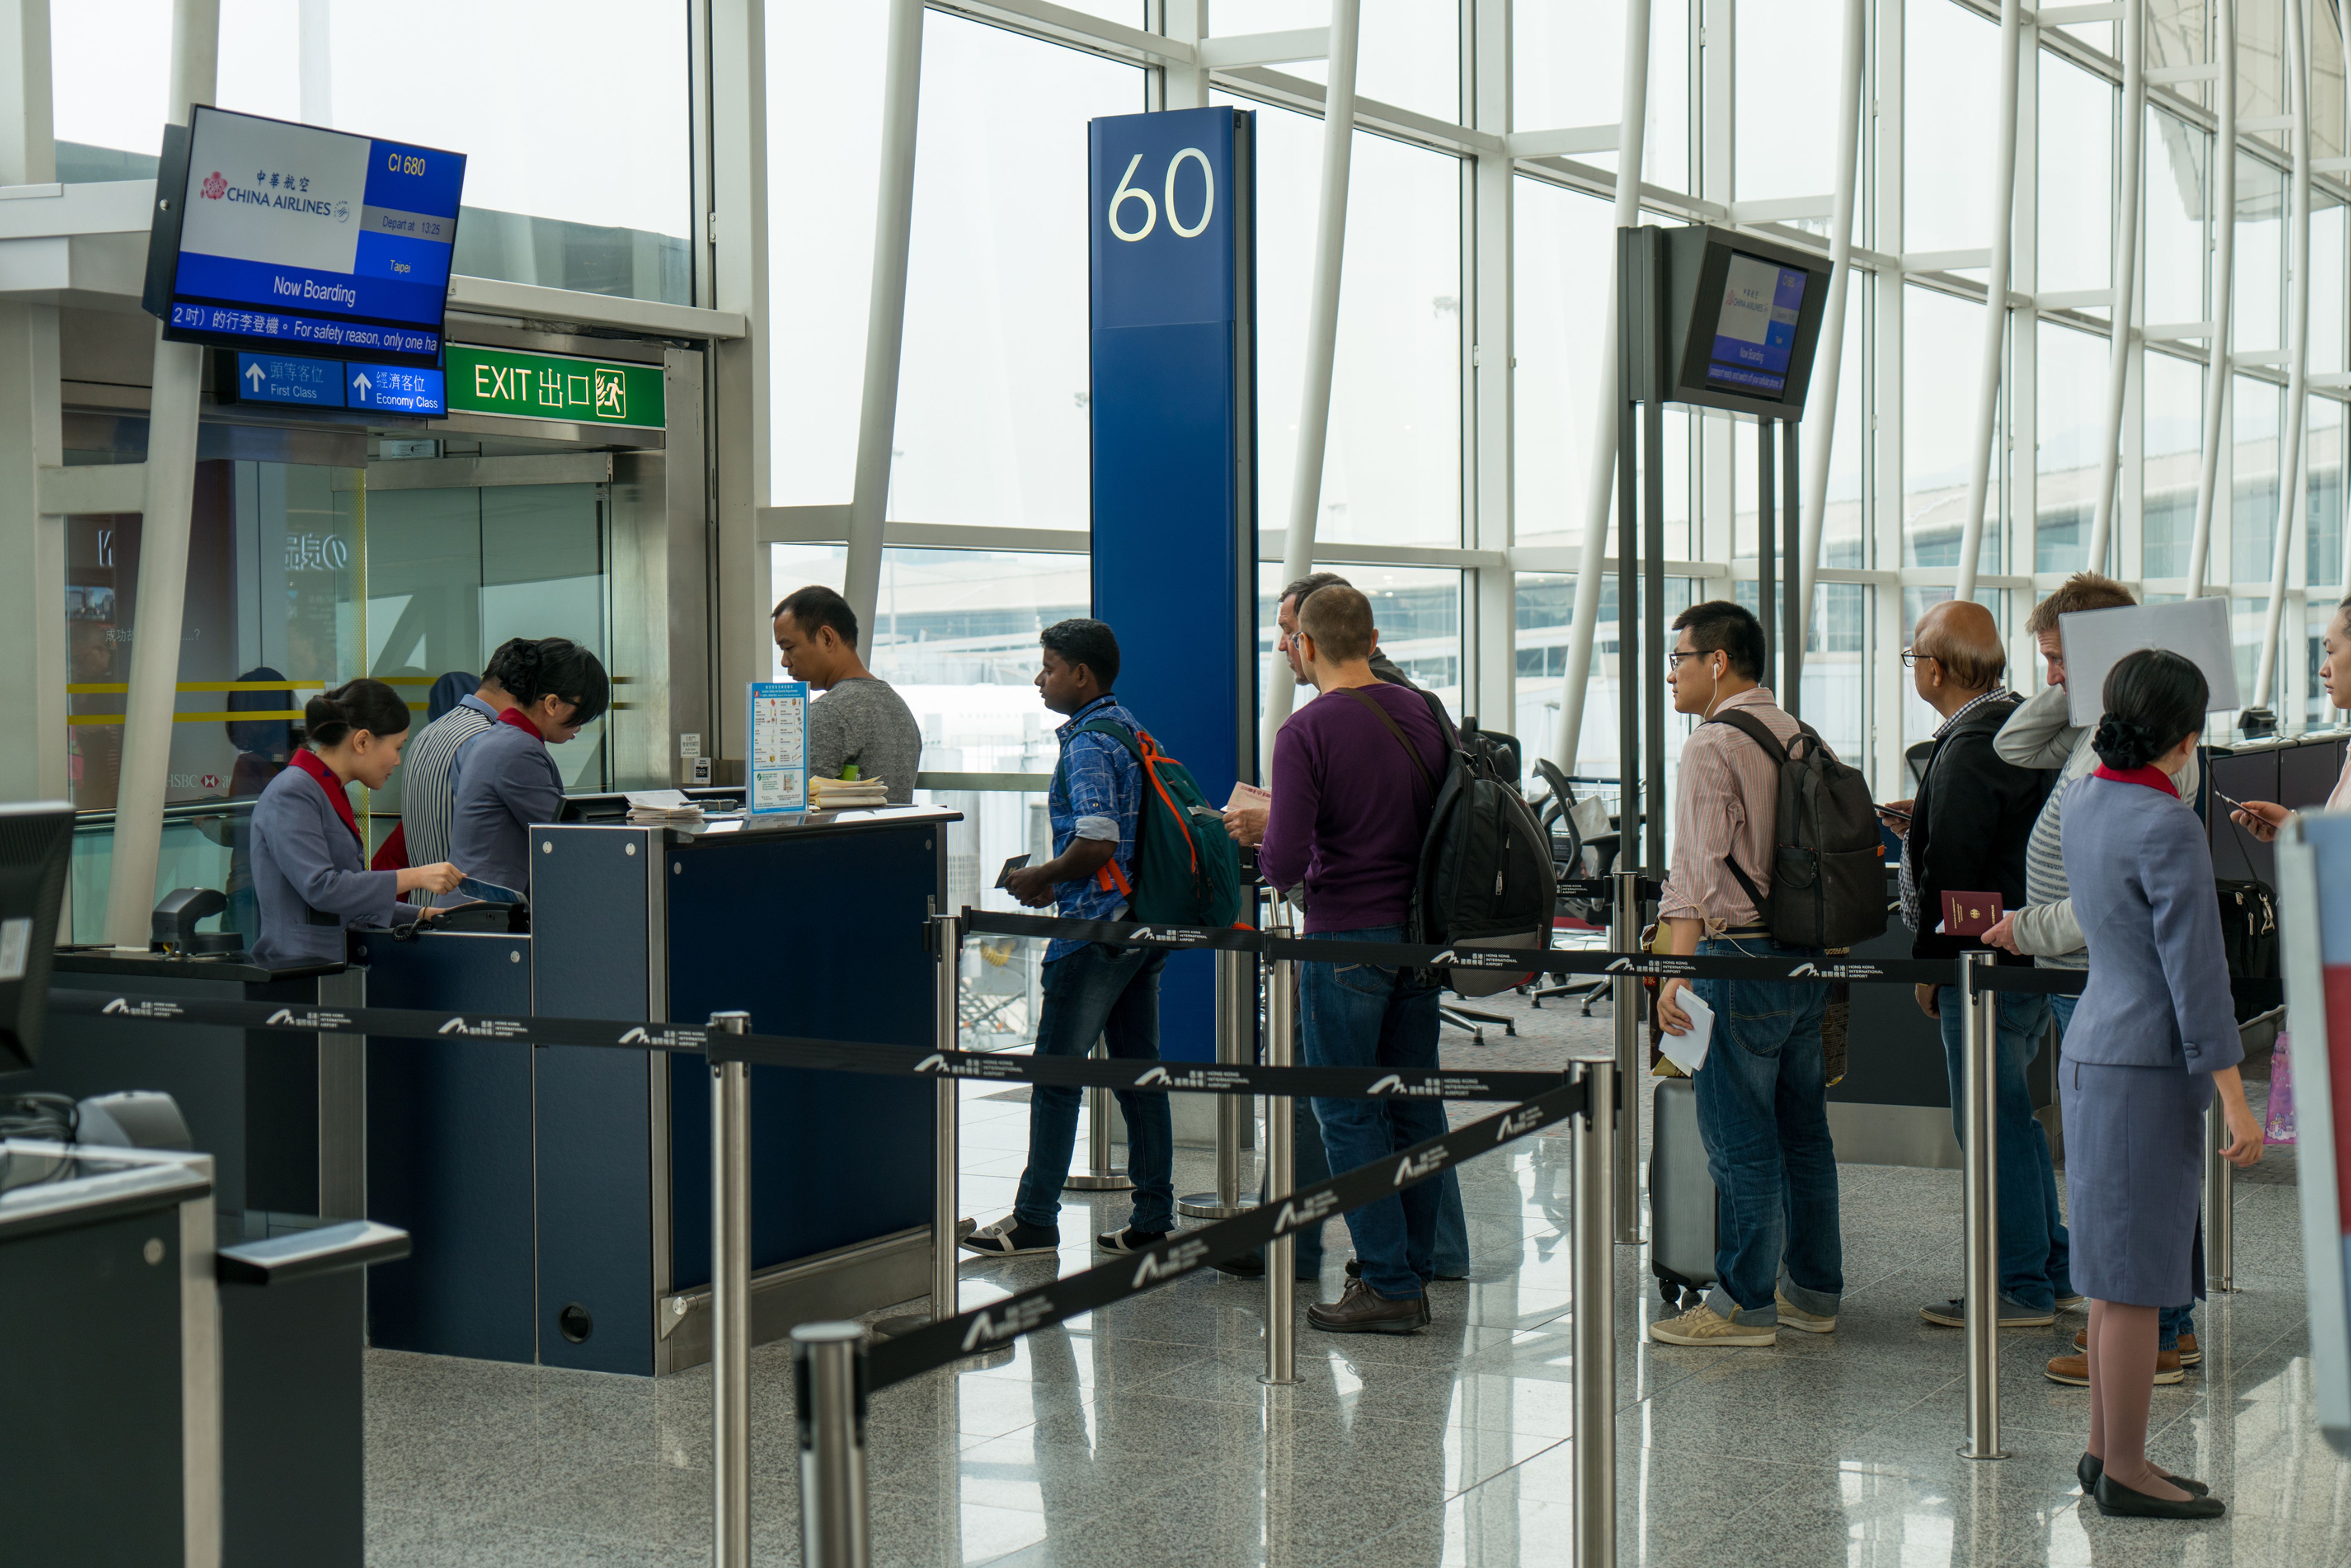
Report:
145,105,465,367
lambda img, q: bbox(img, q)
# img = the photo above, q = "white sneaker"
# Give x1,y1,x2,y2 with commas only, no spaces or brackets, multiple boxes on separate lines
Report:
1774,1290,1837,1334
958,1216,1058,1257
1648,1301,1775,1347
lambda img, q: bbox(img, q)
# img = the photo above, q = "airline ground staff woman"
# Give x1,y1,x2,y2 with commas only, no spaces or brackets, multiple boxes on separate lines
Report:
2229,589,2351,838
248,679,463,968
448,638,610,897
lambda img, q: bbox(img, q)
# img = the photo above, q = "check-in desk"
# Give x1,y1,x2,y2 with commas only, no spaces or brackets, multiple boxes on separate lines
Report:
363,803,956,1376
29,951,358,1220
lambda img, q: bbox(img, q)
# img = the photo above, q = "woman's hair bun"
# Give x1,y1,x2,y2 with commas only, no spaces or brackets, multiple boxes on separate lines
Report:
2091,714,2159,771
301,678,412,750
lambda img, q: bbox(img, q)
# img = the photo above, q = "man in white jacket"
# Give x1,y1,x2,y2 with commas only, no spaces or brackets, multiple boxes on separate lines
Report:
1984,571,2203,1389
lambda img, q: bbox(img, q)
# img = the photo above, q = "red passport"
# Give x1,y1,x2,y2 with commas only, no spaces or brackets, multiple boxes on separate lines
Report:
1941,890,2004,938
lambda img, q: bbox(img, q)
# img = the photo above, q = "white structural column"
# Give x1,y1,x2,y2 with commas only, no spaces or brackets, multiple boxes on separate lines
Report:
1159,0,1208,110
708,0,770,765
298,0,330,123
2188,1,2238,600
0,0,68,811
103,0,219,950
1953,0,2025,606
2255,0,2314,710
1261,0,1362,762
843,0,926,659
2085,0,2146,578
1551,0,1651,772
1797,0,1868,613
1469,0,1514,734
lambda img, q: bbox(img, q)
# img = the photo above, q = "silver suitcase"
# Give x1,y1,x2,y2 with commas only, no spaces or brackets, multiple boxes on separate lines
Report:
1649,1076,1718,1308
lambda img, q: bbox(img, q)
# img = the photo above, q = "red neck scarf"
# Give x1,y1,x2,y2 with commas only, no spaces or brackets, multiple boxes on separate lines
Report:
291,748,362,844
498,706,545,742
2092,762,2180,799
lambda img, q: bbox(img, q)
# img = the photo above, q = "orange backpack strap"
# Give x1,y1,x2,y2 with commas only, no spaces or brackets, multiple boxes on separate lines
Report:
1096,858,1133,897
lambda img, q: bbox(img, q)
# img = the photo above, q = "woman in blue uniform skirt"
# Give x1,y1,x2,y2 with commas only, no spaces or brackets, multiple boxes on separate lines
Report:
2059,649,2263,1519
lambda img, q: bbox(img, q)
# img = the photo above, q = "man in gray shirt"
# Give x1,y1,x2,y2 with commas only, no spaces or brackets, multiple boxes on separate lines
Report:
772,584,922,804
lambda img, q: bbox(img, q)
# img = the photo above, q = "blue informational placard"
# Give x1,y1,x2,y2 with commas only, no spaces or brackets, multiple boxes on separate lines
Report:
347,362,447,416
745,682,810,815
145,106,464,366
1087,106,1256,1063
231,350,345,409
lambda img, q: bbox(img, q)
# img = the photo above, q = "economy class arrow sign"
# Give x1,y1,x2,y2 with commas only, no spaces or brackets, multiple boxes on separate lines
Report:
352,371,372,398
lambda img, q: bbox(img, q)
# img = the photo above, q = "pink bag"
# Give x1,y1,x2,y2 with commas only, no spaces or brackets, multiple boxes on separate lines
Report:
2264,1032,2298,1145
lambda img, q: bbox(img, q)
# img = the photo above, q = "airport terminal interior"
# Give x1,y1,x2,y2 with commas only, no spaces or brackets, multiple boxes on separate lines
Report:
8,1,2351,1566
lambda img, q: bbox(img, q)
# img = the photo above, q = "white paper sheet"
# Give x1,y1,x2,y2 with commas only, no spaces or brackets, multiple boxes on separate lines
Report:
1659,988,1715,1077
2059,598,2241,728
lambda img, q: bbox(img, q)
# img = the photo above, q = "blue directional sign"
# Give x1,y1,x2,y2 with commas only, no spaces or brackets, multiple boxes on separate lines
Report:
1087,106,1257,1062
348,362,446,416
231,351,346,408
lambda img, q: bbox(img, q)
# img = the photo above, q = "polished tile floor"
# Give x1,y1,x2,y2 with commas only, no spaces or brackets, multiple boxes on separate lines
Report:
365,1020,2350,1568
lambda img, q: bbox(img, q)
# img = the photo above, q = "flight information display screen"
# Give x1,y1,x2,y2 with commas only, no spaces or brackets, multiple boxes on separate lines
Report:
1705,251,1808,397
148,106,464,367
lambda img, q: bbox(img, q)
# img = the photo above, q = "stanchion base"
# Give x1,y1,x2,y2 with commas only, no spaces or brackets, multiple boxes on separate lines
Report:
1178,1194,1253,1219
1958,1447,2010,1462
1259,1373,1300,1386
872,1313,935,1339
1065,1174,1134,1191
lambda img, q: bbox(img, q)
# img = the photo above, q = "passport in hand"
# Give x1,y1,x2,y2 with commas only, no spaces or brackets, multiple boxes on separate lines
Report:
1941,890,2004,938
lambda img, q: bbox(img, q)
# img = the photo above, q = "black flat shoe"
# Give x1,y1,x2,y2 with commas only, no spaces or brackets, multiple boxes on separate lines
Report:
2094,1472,2224,1519
2079,1453,2210,1497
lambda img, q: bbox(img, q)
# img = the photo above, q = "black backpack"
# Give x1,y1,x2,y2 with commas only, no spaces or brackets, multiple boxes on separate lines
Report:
1704,709,1888,950
1343,689,1557,996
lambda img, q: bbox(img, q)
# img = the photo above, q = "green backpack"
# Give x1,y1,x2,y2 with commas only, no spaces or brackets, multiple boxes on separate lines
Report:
1072,719,1246,930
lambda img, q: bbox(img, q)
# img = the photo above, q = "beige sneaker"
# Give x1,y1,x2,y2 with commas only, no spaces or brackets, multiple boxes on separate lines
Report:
1774,1290,1837,1334
1648,1301,1775,1347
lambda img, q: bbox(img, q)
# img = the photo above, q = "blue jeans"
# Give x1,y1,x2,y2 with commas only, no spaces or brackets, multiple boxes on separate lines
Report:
1250,1092,1471,1276
1940,985,2071,1312
1299,927,1447,1300
2048,991,2195,1347
1014,943,1176,1234
1689,937,1844,1324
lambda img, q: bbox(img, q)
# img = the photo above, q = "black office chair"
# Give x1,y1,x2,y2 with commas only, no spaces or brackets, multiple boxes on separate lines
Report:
1905,741,1935,791
1524,761,1614,1018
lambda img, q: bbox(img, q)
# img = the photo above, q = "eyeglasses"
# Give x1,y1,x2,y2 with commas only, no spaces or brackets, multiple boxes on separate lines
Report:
1900,648,1937,669
1665,651,1707,674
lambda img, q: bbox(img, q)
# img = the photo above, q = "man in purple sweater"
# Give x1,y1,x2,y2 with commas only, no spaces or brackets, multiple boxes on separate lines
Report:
1259,584,1450,1334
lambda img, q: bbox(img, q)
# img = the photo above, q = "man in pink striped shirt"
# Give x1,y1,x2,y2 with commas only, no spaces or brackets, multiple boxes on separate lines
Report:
1650,600,1844,1349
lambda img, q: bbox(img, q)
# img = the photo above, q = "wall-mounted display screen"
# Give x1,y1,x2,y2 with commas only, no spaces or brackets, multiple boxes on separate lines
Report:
1706,252,1809,397
144,106,465,368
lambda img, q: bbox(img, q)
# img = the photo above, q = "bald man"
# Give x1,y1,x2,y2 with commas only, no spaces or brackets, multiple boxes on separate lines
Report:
1879,599,2069,1329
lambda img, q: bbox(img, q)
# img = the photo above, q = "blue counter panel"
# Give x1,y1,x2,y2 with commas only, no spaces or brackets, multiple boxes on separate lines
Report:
663,825,940,1292
363,933,536,1365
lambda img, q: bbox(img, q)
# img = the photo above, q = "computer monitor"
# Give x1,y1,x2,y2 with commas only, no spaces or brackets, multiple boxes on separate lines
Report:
1629,224,1835,420
0,803,74,1074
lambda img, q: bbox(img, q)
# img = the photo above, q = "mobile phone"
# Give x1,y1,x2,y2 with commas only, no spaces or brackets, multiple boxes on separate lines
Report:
994,853,1032,888
2210,786,2250,813
1878,804,1912,822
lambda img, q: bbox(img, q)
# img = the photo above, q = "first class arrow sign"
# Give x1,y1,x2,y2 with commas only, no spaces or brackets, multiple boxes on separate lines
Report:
244,362,263,388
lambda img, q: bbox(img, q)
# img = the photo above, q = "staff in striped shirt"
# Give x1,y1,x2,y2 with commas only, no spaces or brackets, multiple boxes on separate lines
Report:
395,644,520,906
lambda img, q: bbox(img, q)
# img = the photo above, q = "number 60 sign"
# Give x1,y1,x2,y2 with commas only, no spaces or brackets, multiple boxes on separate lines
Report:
1106,148,1215,242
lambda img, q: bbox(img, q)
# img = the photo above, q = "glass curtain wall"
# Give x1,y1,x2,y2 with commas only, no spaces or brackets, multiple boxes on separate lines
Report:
757,0,2351,889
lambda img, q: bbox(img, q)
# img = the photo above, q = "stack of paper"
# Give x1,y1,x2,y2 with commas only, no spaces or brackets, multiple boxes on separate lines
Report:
625,789,706,824
810,776,890,810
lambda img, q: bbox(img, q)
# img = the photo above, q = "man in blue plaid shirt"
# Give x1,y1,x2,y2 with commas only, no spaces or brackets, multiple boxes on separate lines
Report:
963,618,1176,1259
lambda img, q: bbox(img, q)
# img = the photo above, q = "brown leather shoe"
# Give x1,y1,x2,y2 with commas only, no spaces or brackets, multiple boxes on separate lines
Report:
2071,1329,2201,1368
1306,1278,1426,1336
2045,1350,2184,1386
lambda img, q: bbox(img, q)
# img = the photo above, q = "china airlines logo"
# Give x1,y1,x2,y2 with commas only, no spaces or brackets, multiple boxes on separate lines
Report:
201,171,226,200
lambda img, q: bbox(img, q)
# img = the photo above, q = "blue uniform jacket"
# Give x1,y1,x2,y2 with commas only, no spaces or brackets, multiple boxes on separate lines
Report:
448,721,564,896
247,764,401,968
2060,773,2243,1074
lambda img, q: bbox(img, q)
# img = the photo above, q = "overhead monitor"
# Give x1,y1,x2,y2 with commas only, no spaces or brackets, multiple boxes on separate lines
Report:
0,803,74,1074
1635,225,1834,420
142,105,465,368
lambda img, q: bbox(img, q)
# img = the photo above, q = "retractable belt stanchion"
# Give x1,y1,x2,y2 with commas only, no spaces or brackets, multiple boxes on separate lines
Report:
793,1323,872,1568
934,914,964,1315
1610,869,1641,1244
1958,953,2005,1461
1182,937,1256,1218
1572,1058,1618,1568
1065,1051,1132,1191
2204,1095,2236,1292
709,1011,753,1568
1262,904,1299,1387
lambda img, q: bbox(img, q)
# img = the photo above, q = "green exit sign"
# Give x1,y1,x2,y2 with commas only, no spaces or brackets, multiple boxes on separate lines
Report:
445,344,665,430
